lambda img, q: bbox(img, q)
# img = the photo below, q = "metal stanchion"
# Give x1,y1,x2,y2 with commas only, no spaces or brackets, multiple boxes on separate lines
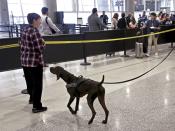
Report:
80,43,91,66
120,29,130,57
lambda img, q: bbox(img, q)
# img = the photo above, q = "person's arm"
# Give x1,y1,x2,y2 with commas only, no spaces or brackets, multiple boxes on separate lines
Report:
32,29,45,53
96,16,107,29
47,17,61,33
142,20,149,28
106,15,109,24
155,20,161,30
111,18,115,29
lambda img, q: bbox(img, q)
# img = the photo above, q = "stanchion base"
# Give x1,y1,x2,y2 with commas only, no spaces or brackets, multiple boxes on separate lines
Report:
21,89,28,94
80,62,91,66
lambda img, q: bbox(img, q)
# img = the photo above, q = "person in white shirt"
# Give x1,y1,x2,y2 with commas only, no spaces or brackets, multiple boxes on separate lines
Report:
111,13,119,29
40,7,61,35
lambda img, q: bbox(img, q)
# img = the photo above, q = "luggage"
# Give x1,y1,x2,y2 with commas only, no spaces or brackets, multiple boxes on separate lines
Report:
135,42,143,58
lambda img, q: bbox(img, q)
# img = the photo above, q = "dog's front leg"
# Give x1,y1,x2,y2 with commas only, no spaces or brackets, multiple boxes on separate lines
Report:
75,97,80,113
67,96,76,114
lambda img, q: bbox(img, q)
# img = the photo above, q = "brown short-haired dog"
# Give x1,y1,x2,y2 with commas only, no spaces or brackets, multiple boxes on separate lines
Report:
50,66,109,124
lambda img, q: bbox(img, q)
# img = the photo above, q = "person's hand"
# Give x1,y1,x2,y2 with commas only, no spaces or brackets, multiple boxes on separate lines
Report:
157,27,161,30
154,27,160,30
141,25,146,29
42,39,46,46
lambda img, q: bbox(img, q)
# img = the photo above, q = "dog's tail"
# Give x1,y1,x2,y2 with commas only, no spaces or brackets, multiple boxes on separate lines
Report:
98,75,105,86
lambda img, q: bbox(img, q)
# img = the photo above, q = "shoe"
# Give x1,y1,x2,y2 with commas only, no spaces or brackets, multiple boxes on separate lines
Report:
21,89,28,94
29,100,33,104
32,107,47,113
145,53,150,57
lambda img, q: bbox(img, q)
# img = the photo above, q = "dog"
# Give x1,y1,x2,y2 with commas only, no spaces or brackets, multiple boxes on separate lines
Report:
50,66,109,124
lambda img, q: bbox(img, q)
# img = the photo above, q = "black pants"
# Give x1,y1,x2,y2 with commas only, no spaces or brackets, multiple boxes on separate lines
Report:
23,66,43,108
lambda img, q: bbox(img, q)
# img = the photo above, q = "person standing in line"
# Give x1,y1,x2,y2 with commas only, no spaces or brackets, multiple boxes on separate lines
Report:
88,8,107,32
117,12,128,29
145,12,160,57
129,15,137,29
40,7,61,35
111,13,119,29
140,11,148,23
100,11,109,26
20,13,47,113
126,13,132,27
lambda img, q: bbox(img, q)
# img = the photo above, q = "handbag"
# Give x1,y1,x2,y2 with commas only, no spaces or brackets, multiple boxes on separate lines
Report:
45,17,56,34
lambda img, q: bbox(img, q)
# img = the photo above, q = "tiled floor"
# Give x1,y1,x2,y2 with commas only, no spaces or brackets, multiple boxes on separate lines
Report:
0,44,175,131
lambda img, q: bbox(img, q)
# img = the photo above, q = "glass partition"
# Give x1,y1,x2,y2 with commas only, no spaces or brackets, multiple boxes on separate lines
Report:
8,0,44,24
57,0,74,11
7,0,175,24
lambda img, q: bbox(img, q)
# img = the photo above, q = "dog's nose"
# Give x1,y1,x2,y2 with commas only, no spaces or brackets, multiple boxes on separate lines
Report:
50,67,54,72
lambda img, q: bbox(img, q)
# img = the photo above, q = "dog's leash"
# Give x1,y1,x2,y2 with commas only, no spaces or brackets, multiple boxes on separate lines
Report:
103,46,175,84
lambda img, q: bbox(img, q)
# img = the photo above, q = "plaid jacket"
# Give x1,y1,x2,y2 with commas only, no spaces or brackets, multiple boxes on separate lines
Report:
20,25,45,67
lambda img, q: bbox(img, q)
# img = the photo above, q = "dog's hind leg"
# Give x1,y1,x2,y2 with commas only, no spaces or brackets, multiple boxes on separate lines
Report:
87,94,97,124
98,93,109,124
75,97,80,113
67,96,76,114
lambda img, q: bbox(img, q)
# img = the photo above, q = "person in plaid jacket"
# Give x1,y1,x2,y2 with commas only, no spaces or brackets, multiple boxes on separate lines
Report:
20,13,47,113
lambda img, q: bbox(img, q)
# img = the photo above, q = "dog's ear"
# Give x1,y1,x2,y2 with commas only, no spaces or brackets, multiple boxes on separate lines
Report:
57,74,60,80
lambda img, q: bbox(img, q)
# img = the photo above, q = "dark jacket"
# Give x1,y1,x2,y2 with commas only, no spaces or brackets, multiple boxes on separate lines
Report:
117,17,127,29
146,19,160,33
100,15,108,25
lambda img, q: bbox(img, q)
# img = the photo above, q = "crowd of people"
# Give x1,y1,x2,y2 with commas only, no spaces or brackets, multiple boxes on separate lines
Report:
90,9,175,31
88,8,175,57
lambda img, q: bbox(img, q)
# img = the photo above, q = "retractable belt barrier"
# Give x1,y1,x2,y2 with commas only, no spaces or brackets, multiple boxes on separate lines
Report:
0,28,175,84
0,28,175,50
103,46,174,84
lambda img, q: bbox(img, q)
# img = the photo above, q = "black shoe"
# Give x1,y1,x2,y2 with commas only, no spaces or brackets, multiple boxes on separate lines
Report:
32,107,47,113
29,100,33,104
21,89,28,94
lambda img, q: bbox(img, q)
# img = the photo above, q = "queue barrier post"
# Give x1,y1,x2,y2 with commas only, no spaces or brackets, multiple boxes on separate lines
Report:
80,42,91,66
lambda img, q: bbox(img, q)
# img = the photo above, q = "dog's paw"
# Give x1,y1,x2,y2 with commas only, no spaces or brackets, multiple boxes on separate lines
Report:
71,111,77,115
102,120,107,124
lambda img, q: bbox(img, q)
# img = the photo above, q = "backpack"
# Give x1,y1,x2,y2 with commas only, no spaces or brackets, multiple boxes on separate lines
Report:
45,17,56,34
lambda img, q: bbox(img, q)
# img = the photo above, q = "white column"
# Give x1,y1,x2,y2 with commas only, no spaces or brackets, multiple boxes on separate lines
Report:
94,0,96,8
155,0,157,11
110,0,113,19
0,0,9,24
125,0,135,15
143,0,146,11
97,0,109,11
76,0,79,19
72,0,77,12
43,0,57,22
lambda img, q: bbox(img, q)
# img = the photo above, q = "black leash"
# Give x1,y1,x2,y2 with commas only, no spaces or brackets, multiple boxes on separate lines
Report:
104,47,175,84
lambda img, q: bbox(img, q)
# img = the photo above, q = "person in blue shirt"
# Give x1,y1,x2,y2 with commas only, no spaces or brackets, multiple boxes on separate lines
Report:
145,12,160,57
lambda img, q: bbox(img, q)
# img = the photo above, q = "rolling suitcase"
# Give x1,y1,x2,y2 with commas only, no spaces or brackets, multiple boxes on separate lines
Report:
135,42,143,58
